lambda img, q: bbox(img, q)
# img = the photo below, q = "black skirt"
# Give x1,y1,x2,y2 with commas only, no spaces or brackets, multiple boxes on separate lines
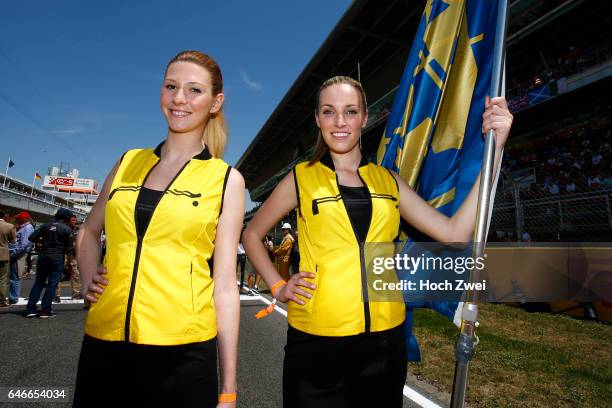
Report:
73,335,218,408
283,323,407,408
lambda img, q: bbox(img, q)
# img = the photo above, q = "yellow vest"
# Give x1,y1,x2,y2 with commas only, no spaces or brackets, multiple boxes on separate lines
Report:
85,143,231,345
291,154,405,336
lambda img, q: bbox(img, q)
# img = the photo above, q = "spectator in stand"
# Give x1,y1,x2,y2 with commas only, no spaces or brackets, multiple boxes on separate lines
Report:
8,212,34,305
505,122,611,197
592,153,603,166
508,41,611,111
588,174,603,189
521,231,533,243
581,151,593,172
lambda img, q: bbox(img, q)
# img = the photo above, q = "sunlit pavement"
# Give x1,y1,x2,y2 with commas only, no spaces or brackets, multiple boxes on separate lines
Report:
0,279,447,407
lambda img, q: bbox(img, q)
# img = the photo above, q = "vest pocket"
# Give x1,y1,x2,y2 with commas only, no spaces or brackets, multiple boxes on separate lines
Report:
190,262,195,314
371,193,398,205
311,195,342,215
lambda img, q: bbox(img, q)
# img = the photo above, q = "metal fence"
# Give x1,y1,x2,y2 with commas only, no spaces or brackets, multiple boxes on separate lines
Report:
490,171,611,242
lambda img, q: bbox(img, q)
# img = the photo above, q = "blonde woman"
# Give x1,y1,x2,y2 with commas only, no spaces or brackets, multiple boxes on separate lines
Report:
74,51,244,408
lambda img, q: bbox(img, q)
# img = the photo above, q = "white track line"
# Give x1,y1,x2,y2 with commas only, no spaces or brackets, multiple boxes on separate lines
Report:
403,385,443,408
257,294,287,317
239,294,262,301
11,296,84,306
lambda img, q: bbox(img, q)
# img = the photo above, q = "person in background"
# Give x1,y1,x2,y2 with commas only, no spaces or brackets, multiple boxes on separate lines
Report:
23,217,38,279
25,208,74,318
272,223,294,281
290,229,299,276
68,215,82,299
99,230,106,263
8,211,34,305
0,209,16,307
246,236,271,294
55,214,82,301
246,254,261,295
237,234,250,295
263,235,274,261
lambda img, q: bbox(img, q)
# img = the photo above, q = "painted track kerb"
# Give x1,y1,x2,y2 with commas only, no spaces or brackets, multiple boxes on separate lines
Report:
254,293,441,407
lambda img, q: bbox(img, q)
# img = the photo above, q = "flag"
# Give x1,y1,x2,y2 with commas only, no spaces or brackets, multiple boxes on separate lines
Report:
527,83,551,105
3,158,15,188
35,172,42,180
376,0,501,361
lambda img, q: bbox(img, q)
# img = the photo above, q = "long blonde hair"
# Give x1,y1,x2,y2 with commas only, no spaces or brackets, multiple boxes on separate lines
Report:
309,76,368,165
165,50,227,158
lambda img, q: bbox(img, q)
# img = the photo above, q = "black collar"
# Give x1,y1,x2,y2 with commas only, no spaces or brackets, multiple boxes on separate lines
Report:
153,141,212,161
319,151,369,172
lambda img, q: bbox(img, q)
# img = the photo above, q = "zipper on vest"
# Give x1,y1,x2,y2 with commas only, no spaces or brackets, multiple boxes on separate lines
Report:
370,193,397,202
124,159,192,342
336,172,372,333
311,195,342,215
358,241,370,332
371,193,398,211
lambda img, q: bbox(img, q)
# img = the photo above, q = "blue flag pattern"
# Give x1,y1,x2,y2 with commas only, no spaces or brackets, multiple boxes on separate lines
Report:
376,0,500,361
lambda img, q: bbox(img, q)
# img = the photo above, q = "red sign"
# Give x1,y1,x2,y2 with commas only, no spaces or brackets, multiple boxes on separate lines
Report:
47,177,75,187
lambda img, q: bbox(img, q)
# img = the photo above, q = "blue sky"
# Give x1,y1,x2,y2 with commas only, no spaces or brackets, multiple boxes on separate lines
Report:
0,0,351,202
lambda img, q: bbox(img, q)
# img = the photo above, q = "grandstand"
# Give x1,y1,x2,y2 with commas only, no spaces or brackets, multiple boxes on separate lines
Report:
0,173,86,221
237,0,611,243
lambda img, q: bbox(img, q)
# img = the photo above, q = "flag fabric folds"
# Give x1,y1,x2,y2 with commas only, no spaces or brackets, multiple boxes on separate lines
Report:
8,159,15,168
35,172,42,180
376,0,501,361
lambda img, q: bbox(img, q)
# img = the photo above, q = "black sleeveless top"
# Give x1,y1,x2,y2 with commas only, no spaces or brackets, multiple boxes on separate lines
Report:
338,185,372,243
135,187,164,238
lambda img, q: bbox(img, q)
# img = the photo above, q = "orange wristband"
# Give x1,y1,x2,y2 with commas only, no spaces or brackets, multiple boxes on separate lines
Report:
271,279,287,297
218,393,237,403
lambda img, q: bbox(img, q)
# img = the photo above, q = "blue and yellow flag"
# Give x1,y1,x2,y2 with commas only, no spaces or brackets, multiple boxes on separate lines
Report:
376,0,501,361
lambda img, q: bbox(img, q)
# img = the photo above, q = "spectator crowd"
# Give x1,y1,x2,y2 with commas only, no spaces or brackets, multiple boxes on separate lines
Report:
501,121,612,200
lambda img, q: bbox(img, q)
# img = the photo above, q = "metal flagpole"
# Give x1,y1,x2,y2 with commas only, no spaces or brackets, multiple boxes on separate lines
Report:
2,157,10,189
450,1,508,407
31,172,36,197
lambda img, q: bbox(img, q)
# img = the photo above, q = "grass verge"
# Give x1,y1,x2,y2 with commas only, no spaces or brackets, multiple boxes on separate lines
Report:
410,304,612,407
